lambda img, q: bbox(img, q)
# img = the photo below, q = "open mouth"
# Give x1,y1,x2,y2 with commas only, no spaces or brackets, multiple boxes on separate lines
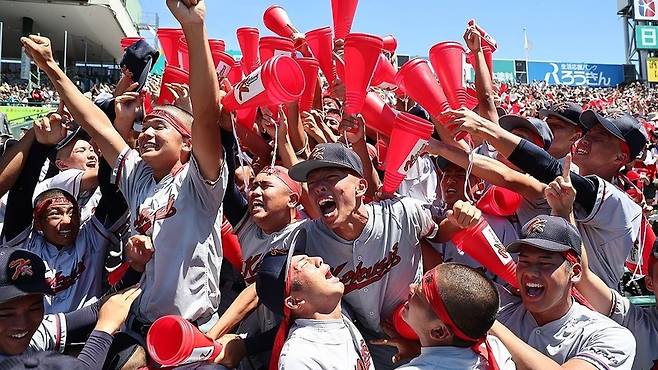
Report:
250,199,265,213
524,282,545,298
58,229,74,238
86,160,97,168
318,198,337,217
446,188,458,195
141,142,158,153
324,265,339,283
9,331,28,339
574,141,590,156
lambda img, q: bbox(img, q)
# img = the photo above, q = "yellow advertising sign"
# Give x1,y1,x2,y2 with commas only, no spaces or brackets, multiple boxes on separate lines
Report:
648,57,658,82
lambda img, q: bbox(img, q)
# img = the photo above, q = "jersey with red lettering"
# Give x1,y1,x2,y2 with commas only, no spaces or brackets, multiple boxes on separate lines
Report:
235,215,306,285
303,197,437,332
3,216,120,314
112,148,227,323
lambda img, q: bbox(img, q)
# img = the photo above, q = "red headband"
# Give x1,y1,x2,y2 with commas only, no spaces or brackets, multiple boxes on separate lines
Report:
421,269,500,370
144,109,192,138
33,196,72,219
269,253,295,370
262,166,302,195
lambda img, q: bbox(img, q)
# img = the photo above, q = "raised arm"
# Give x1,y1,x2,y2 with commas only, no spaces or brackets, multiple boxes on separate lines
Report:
425,138,545,201
464,25,498,123
167,0,223,181
21,35,126,166
0,129,35,197
544,158,613,315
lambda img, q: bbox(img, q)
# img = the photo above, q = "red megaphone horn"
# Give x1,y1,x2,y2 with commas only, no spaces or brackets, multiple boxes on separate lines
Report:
305,26,336,85
263,5,298,38
331,0,359,41
343,33,383,115
236,27,261,76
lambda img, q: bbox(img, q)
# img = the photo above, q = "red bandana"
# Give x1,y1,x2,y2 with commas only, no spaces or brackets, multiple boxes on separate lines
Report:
144,109,192,138
421,269,500,370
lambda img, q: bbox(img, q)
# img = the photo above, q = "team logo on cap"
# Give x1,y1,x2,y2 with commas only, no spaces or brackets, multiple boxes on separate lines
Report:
309,147,325,160
9,258,33,280
525,218,546,235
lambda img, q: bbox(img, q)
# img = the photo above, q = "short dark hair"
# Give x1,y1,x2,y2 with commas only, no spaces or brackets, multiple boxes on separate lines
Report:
437,263,499,346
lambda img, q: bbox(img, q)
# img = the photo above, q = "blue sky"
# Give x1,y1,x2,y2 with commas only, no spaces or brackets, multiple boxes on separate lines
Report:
144,0,627,64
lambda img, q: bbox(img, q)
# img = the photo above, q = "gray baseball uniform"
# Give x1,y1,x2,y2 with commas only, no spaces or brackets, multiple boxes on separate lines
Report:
112,148,227,323
574,176,642,289
3,218,120,314
235,215,307,285
608,289,658,370
278,315,375,370
397,336,516,370
497,287,636,370
303,197,437,333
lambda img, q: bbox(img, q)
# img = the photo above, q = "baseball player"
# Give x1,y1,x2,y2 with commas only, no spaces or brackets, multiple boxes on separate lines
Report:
397,263,515,370
444,108,645,289
545,168,658,370
0,246,140,369
255,248,374,370
430,159,519,283
288,142,481,369
493,215,636,369
539,102,586,168
1,113,129,314
21,0,227,366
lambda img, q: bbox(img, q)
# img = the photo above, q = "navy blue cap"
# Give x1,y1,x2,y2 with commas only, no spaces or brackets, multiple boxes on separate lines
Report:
539,102,586,132
500,114,554,151
579,110,648,159
55,123,91,152
409,105,430,121
506,215,582,256
289,143,364,182
0,248,49,304
0,350,88,369
255,229,307,316
120,39,159,92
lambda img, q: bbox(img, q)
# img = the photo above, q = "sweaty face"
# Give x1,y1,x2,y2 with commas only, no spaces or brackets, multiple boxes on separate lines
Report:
0,294,44,355
38,198,81,247
307,168,362,229
401,282,438,340
516,246,574,318
137,117,187,170
289,255,344,314
572,125,625,176
248,172,294,227
57,139,98,171
545,117,580,159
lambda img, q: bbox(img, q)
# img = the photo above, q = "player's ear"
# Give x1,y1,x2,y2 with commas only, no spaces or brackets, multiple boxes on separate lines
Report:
284,296,305,311
181,137,192,153
288,192,300,208
569,130,582,144
429,322,452,342
356,178,368,197
54,159,68,171
569,261,583,283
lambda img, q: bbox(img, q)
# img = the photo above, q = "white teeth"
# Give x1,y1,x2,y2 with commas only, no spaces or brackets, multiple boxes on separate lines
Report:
526,283,544,288
10,332,27,339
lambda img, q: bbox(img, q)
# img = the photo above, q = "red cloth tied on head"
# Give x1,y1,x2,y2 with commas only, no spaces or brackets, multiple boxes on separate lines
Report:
33,196,72,219
421,269,500,370
144,108,192,138
261,165,302,195
269,247,295,370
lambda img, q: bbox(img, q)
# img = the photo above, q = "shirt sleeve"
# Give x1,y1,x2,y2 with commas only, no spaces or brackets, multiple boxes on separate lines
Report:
183,153,228,215
575,177,642,236
572,324,636,370
28,313,67,353
111,147,148,205
398,197,438,241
